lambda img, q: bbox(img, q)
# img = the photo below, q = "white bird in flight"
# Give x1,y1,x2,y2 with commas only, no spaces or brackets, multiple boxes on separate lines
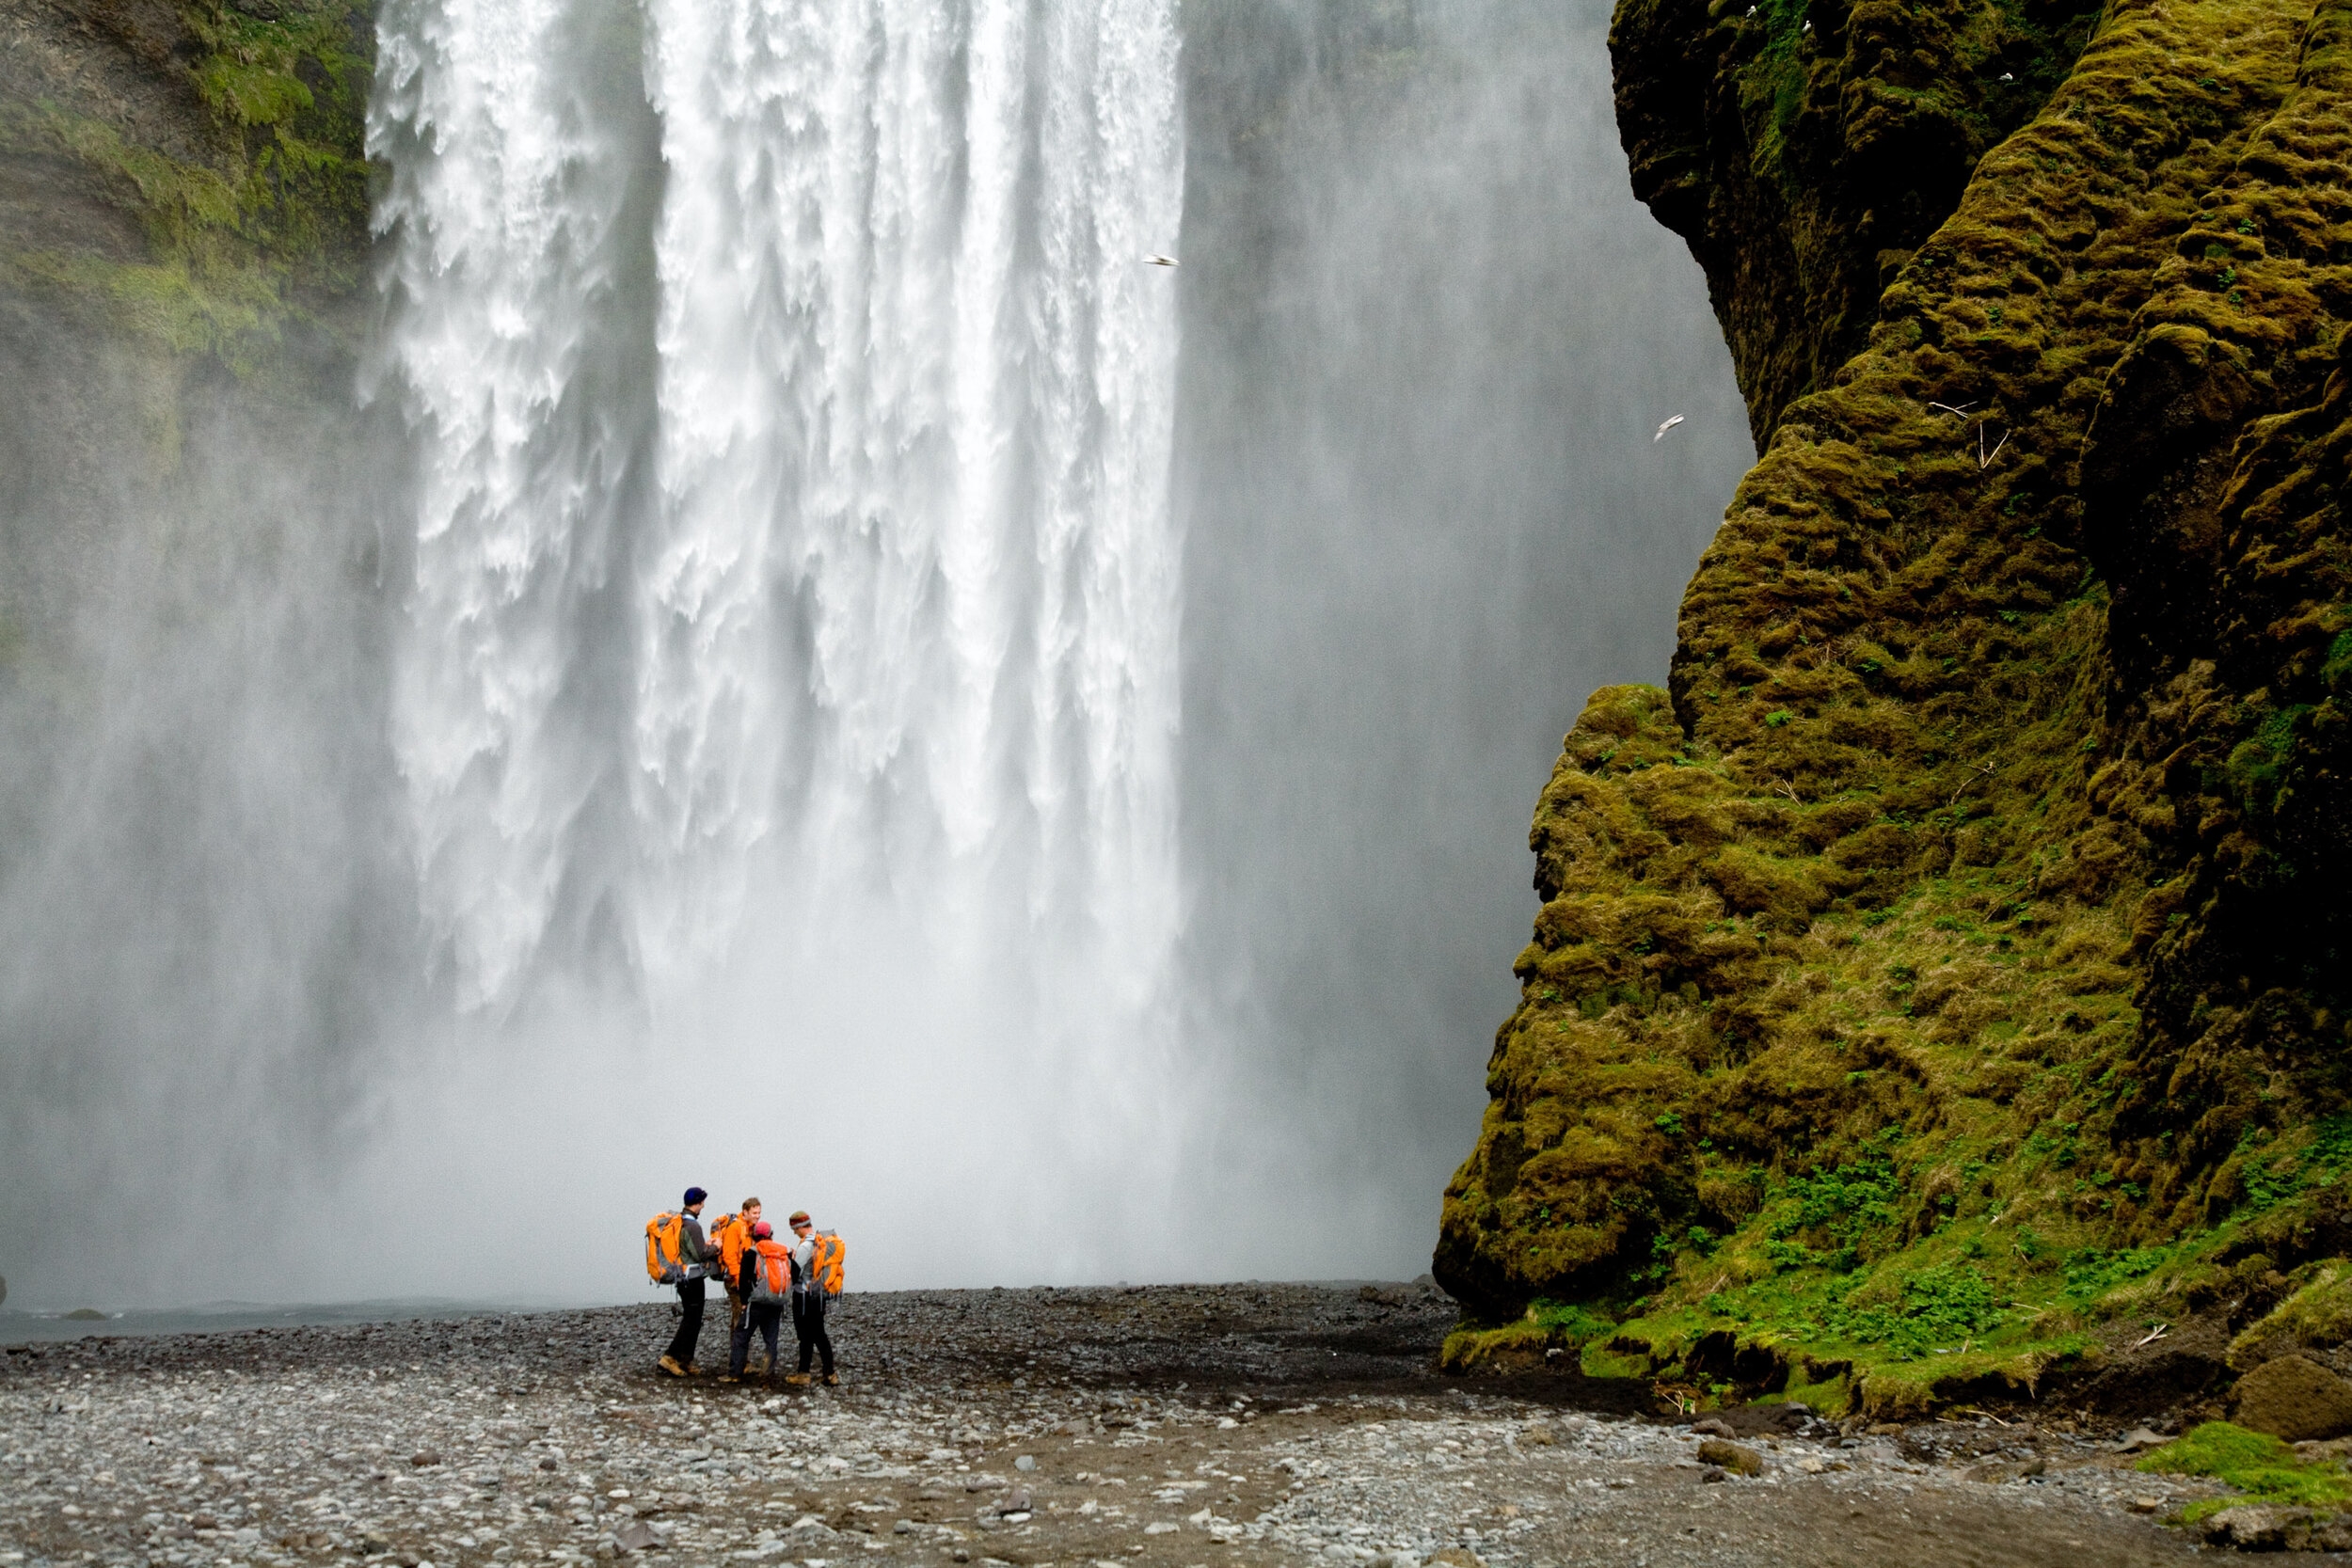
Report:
1147,254,1179,267
1654,414,1686,442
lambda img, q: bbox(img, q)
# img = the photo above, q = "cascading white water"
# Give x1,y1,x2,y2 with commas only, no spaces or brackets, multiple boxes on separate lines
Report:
633,0,1184,1003
372,0,663,1012
369,0,1185,1275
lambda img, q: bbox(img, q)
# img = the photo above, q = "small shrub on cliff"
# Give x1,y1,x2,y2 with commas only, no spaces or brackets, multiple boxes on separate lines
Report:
1764,1138,1905,1269
1818,1264,2006,1358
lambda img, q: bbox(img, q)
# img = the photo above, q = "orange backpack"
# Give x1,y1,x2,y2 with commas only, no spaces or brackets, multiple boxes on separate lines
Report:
747,1239,792,1305
644,1212,688,1285
709,1213,748,1283
808,1231,846,1299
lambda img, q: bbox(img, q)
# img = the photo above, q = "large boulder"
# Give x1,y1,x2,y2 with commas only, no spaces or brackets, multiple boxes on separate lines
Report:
1695,1438,1763,1477
2201,1505,2352,1553
2231,1356,2352,1444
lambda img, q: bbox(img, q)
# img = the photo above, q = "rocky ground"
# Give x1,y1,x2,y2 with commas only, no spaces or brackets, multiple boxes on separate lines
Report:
0,1283,2252,1566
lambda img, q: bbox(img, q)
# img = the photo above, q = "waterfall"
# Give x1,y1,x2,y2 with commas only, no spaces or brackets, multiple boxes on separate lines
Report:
0,0,1769,1305
633,0,1184,999
373,0,664,1013
369,0,1185,1266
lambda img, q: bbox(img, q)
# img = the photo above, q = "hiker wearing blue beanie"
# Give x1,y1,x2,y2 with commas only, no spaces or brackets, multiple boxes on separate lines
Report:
659,1189,712,1377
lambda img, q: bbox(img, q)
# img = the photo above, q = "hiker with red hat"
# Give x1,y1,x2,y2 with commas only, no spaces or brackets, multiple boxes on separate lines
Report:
783,1210,841,1386
724,1220,792,1382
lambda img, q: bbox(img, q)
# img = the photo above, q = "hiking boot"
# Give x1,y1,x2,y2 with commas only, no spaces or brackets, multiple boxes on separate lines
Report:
717,1374,739,1385
784,1372,812,1386
658,1355,687,1378
820,1373,839,1386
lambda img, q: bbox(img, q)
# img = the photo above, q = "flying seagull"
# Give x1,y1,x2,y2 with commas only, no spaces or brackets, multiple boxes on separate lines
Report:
1147,254,1179,267
1654,414,1686,442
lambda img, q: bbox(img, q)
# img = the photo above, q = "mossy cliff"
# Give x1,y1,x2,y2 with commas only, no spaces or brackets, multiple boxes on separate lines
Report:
0,0,372,370
1438,0,2352,1418
0,0,373,650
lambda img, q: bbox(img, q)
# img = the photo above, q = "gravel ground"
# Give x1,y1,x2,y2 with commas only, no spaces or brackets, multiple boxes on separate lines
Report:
0,1283,2237,1566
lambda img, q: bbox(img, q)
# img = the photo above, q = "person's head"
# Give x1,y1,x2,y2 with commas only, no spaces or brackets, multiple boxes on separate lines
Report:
742,1198,762,1223
788,1210,812,1235
684,1186,707,1214
752,1222,772,1241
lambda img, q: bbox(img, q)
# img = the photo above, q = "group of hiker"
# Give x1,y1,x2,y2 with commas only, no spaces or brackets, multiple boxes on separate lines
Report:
644,1189,844,1386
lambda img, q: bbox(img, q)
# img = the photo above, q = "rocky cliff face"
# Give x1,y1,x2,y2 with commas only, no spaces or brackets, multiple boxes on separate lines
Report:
1438,0,2352,1415
0,0,374,645
0,0,372,348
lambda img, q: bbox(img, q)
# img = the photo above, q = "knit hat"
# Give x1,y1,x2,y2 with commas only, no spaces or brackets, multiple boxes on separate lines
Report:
684,1186,708,1206
787,1210,811,1226
752,1222,773,1240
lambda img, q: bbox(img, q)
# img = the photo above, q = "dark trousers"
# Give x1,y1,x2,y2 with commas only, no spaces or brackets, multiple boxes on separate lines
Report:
731,1302,782,1374
665,1278,706,1366
792,1292,834,1374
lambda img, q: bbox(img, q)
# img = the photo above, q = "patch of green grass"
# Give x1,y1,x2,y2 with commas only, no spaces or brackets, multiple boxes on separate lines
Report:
2138,1422,2352,1521
2241,1117,2352,1211
1764,1136,1904,1270
2322,630,2352,692
1579,1338,1654,1379
1441,1295,1625,1375
2225,704,2318,816
1526,1298,1614,1340
2059,1244,2170,1301
1760,1363,1851,1414
1820,1264,2007,1357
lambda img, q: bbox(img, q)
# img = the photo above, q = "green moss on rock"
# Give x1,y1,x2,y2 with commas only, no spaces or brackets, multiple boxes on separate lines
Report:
0,1,374,373
1612,0,2106,440
2233,1266,2352,1371
2140,1420,2352,1523
1439,0,2352,1415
